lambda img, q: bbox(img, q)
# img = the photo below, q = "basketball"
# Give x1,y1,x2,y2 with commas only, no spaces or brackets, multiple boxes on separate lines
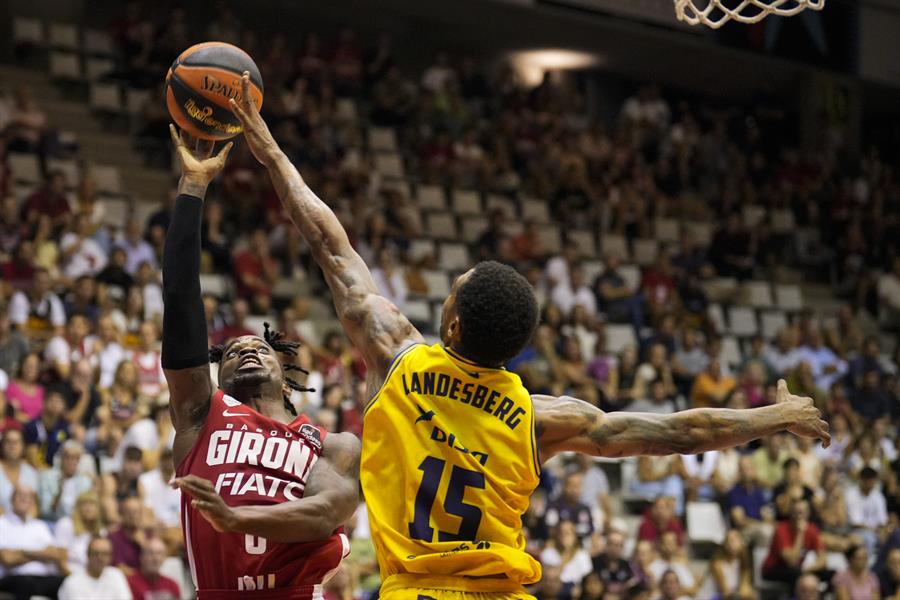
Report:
165,41,264,141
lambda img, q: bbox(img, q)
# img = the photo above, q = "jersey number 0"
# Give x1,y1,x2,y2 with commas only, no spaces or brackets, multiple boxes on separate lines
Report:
408,456,485,542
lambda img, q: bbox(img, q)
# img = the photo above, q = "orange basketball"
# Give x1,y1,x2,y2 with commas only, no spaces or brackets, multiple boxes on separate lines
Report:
165,42,264,141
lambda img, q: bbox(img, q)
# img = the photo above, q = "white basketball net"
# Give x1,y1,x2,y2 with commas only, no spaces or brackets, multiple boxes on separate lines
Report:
674,0,826,29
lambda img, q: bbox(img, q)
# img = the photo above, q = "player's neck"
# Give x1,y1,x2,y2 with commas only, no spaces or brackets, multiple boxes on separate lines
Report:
240,391,293,423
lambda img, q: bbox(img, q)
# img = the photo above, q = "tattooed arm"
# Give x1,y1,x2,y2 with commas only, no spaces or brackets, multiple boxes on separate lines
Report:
229,73,423,385
535,379,830,460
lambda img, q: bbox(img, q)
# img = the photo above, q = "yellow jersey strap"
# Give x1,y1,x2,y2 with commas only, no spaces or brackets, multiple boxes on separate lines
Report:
365,342,423,414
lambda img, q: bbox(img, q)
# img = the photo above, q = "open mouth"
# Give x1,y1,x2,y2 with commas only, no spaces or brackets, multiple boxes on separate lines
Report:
237,356,263,370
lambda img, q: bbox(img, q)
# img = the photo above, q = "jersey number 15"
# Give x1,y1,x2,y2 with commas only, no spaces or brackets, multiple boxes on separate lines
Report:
408,456,485,542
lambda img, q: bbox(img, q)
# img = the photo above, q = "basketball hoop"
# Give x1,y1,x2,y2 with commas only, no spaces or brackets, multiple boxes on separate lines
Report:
674,0,826,29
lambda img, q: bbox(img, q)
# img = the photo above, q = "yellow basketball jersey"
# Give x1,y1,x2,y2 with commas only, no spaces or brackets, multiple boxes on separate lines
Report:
361,343,542,594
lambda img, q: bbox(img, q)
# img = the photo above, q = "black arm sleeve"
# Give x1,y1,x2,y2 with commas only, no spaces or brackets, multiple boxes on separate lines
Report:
161,194,209,370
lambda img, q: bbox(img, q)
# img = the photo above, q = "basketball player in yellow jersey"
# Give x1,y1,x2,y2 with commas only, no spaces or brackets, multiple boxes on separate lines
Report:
228,73,831,600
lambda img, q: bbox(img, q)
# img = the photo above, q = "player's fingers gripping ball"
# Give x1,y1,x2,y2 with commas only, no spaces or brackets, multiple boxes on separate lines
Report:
166,41,264,141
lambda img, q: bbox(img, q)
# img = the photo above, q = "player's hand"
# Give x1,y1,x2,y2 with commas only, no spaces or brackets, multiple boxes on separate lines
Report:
775,379,831,448
173,475,238,533
228,71,280,166
170,124,233,194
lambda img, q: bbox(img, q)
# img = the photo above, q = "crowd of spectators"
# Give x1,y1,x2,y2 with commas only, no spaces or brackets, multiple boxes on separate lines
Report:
0,2,899,599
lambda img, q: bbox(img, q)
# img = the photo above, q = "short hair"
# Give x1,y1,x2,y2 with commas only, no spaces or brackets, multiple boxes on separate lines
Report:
455,261,538,367
844,544,864,561
783,457,800,471
860,466,878,481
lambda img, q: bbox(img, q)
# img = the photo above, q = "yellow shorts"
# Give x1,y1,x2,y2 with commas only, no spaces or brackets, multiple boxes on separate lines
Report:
379,575,535,600
380,589,534,600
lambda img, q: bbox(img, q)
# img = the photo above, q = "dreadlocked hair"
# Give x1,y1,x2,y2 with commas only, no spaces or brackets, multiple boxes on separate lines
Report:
208,322,314,416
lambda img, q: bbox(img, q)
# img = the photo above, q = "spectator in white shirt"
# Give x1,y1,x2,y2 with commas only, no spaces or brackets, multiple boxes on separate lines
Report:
845,467,889,555
551,264,597,318
371,247,408,312
60,214,108,280
545,241,579,291
57,536,132,600
138,448,181,530
44,314,93,381
421,51,455,93
92,315,128,389
796,327,847,391
38,440,95,521
0,485,66,598
117,218,158,275
539,520,593,586
8,267,66,333
54,491,106,575
134,262,164,322
648,531,696,594
764,327,802,377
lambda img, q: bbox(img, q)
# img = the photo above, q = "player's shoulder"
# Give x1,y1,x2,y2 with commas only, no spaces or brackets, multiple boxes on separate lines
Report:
321,431,360,475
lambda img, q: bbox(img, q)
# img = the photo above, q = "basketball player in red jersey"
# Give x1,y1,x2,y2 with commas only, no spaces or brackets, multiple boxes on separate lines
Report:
160,127,360,599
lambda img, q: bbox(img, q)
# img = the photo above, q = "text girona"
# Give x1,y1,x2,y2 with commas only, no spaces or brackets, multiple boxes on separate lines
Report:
206,429,316,478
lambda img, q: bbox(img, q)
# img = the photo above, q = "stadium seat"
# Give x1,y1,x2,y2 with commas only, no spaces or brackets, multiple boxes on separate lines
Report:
703,277,739,302
451,190,481,216
424,212,457,240
654,218,680,243
460,216,488,242
438,243,470,271
774,284,803,312
46,158,80,186
582,260,605,285
49,51,82,80
85,57,115,81
568,230,595,257
422,269,451,302
520,198,550,223
760,310,788,339
719,336,743,368
619,265,641,292
707,303,726,334
728,307,759,337
48,22,79,50
408,238,436,262
89,82,122,112
632,238,659,266
272,278,306,300
686,502,726,544
770,209,795,234
83,29,114,55
538,225,562,254
12,17,44,46
742,204,766,228
91,165,122,194
7,152,42,184
199,274,231,299
368,126,397,152
415,185,446,210
606,324,637,353
485,195,517,218
335,98,357,122
404,299,432,324
599,234,629,260
100,198,128,227
373,153,404,179
125,87,151,116
685,221,713,247
743,280,773,308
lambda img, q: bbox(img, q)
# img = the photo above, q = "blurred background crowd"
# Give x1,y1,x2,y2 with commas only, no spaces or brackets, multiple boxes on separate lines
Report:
0,1,899,599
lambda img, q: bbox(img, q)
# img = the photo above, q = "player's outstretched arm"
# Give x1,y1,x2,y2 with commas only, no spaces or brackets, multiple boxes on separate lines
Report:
229,73,423,385
175,432,360,542
534,379,830,461
163,125,232,466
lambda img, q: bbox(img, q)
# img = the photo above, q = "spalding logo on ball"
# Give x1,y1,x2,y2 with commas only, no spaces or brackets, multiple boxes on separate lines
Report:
166,41,264,141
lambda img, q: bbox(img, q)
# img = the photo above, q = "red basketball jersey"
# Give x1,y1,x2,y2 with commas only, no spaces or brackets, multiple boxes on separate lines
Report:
176,390,349,599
